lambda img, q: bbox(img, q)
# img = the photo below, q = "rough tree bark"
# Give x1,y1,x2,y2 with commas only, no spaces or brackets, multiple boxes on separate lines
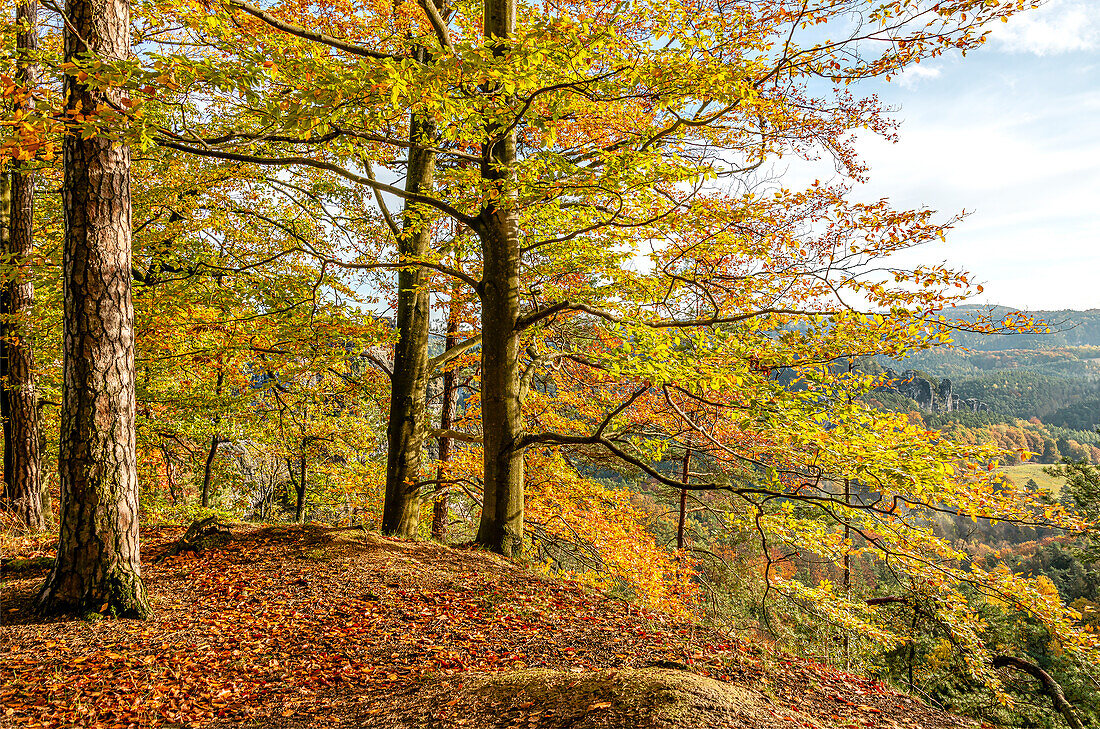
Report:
34,0,149,617
474,0,525,557
431,286,461,541
1,0,45,531
381,105,437,538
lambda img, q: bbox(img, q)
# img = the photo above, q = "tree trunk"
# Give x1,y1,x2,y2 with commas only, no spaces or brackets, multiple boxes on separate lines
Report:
381,107,437,538
476,213,524,557
295,441,307,523
160,445,178,504
284,456,297,514
843,363,854,668
475,0,524,556
432,287,461,541
677,448,690,550
200,369,224,508
200,433,221,508
842,476,852,669
35,0,149,618
1,0,45,531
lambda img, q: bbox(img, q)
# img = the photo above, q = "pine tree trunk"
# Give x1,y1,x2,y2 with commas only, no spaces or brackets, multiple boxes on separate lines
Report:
1,0,45,531
475,0,524,556
431,288,461,541
382,109,436,538
35,0,149,618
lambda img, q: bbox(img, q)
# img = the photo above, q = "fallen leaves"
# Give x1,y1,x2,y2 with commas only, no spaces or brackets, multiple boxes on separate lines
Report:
1,525,970,729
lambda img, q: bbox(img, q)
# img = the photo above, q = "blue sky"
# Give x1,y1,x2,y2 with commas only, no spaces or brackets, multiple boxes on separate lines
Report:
843,0,1099,311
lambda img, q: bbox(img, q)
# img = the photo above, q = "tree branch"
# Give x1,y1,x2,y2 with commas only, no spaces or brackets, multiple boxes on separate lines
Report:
992,655,1085,729
226,0,403,61
156,139,480,228
416,0,454,54
515,300,827,332
427,428,482,444
428,334,481,371
516,384,647,450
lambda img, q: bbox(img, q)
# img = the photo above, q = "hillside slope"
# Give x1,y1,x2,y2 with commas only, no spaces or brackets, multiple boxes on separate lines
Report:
1,525,971,729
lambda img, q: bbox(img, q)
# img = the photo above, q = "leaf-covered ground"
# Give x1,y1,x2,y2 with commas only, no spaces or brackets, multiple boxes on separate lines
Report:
1,525,973,728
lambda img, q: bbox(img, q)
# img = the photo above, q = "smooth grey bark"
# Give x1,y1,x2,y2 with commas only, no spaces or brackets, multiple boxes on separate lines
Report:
474,0,524,557
1,0,46,531
35,0,149,617
382,108,437,538
431,286,461,541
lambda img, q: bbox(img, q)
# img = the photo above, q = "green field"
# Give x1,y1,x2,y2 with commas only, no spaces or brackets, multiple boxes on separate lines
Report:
999,464,1067,495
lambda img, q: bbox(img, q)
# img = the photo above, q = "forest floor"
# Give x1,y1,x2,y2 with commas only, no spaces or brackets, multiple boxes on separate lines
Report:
1,524,974,729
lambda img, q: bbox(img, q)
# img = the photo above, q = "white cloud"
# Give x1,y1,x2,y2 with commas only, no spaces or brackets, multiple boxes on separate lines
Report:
853,98,1100,308
991,0,1100,56
773,85,1100,309
757,30,1100,310
892,64,942,88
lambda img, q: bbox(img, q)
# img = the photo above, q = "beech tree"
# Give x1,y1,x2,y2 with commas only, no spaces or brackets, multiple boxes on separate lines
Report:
432,281,467,540
473,0,524,554
119,153,386,518
118,0,476,538
382,96,439,537
29,0,1096,697
130,0,1054,558
34,0,149,617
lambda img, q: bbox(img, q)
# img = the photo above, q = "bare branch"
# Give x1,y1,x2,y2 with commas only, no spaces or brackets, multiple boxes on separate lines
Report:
156,139,480,228
226,0,402,61
416,0,454,54
428,428,482,444
428,334,481,371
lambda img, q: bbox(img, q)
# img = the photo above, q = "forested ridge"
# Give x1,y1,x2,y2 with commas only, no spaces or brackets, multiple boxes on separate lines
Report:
1,0,1098,727
871,313,1100,466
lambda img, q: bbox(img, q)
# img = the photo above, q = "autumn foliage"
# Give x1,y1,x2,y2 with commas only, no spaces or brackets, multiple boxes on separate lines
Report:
1,0,1099,726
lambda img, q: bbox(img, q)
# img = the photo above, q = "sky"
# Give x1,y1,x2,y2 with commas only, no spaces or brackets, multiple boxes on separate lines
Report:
831,0,1100,311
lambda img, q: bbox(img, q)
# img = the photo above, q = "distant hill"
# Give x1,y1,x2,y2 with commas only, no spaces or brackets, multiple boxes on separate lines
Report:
941,306,1100,350
874,309,1100,462
887,309,1100,405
